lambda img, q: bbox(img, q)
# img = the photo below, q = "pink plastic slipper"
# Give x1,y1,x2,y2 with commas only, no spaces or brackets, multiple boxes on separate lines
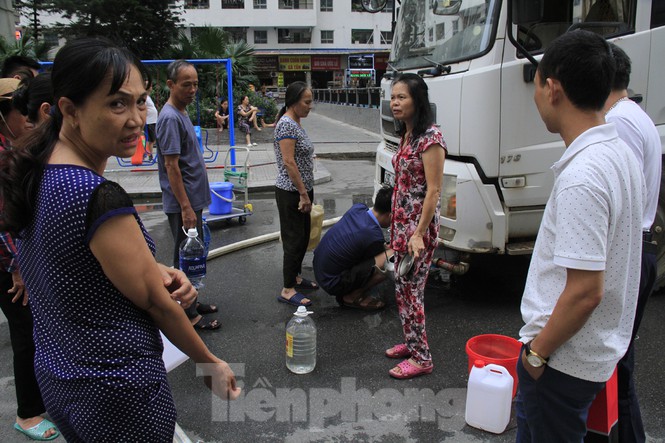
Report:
385,343,411,359
389,359,433,379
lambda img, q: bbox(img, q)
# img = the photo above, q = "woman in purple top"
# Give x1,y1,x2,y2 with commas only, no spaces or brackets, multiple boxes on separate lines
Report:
0,38,240,442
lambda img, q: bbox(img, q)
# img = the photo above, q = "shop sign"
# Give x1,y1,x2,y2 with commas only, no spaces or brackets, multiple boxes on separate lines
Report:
311,55,340,71
255,56,278,72
348,55,374,69
349,69,373,78
279,55,311,71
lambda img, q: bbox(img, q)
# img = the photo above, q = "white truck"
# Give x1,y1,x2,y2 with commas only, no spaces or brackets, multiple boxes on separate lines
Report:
366,0,665,287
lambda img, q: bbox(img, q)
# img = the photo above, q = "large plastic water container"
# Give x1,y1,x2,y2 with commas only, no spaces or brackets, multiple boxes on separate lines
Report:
466,334,522,397
209,182,234,215
286,306,316,374
465,360,513,434
307,204,324,251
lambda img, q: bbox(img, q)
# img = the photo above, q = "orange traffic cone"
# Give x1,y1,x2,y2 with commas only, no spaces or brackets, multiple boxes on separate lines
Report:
130,135,146,165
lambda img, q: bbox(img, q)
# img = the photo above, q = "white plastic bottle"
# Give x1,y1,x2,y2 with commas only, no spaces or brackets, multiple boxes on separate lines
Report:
465,360,514,434
285,306,316,374
179,228,206,289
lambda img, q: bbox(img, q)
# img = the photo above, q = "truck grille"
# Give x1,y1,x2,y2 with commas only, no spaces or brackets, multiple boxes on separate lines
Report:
385,140,398,153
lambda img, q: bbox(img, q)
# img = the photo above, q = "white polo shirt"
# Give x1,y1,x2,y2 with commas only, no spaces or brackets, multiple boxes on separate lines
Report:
520,123,645,382
606,99,661,230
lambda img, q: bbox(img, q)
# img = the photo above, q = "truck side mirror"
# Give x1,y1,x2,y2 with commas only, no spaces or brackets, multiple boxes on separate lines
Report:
433,0,462,16
512,0,544,25
361,0,387,13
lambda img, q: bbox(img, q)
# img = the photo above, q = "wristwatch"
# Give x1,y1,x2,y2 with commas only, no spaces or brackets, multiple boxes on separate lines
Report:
525,342,549,368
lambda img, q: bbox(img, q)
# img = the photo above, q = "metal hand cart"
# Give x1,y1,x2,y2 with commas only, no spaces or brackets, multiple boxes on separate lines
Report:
204,146,253,224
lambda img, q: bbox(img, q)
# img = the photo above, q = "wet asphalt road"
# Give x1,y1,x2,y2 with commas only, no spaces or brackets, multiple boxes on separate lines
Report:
141,159,665,443
1,158,663,442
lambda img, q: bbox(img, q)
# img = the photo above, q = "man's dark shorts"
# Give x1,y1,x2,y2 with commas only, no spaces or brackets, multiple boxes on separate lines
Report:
146,123,157,143
325,257,376,304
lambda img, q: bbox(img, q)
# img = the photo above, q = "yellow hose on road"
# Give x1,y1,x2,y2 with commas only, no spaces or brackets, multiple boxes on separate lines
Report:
206,216,342,260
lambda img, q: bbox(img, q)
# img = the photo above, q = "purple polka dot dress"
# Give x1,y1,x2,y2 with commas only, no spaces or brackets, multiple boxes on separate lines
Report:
18,165,176,442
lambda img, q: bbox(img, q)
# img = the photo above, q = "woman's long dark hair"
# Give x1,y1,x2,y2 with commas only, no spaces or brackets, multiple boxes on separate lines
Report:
392,73,433,140
276,81,310,121
13,72,54,124
0,37,149,235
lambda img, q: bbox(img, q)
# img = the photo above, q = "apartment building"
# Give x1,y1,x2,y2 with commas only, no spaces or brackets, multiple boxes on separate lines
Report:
0,0,19,43
15,0,393,88
175,0,394,87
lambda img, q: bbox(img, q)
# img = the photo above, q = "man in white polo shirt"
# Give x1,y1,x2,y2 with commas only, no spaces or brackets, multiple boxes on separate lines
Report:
516,30,646,443
605,43,661,443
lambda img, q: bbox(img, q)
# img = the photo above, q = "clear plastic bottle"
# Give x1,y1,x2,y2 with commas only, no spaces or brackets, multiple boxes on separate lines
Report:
286,306,317,374
179,228,206,289
202,217,212,256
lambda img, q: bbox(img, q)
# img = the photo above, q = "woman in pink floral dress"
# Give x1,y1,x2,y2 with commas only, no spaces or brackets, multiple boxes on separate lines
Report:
385,73,447,379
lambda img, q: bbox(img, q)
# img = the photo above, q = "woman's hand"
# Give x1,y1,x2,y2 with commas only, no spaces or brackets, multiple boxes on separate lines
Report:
203,359,242,400
407,233,425,258
298,193,312,214
9,270,28,305
158,264,197,308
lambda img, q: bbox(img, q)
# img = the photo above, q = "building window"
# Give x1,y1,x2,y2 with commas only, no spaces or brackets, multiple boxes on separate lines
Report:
279,0,313,9
278,28,312,43
185,0,209,8
381,0,394,12
321,30,334,44
351,29,374,44
436,23,445,41
320,0,332,12
253,0,266,8
222,0,244,7
254,30,268,44
452,19,459,35
224,28,247,42
380,31,393,44
351,0,363,12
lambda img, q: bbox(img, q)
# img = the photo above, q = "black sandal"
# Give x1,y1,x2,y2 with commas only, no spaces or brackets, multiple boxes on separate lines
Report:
342,293,385,311
193,315,221,330
295,278,319,290
196,302,218,315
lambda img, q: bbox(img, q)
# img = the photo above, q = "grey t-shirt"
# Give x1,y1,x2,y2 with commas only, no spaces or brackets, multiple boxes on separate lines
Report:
156,103,211,213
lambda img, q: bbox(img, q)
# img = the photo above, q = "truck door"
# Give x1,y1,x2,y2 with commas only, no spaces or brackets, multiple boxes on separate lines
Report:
500,0,645,240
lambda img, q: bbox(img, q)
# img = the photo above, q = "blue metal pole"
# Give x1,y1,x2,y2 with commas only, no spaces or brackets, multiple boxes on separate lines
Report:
226,58,236,170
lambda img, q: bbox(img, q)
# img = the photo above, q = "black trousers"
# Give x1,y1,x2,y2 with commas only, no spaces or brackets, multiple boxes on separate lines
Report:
167,211,203,319
617,246,657,443
275,187,312,289
0,270,46,418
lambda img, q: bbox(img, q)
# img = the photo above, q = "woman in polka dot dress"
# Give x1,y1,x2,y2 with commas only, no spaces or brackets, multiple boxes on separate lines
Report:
385,73,447,379
0,38,240,442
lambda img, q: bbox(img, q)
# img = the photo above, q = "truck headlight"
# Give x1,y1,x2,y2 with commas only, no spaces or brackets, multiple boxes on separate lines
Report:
441,174,457,220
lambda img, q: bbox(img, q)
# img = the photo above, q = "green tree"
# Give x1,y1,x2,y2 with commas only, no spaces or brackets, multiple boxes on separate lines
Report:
160,28,267,128
0,31,53,64
25,0,182,59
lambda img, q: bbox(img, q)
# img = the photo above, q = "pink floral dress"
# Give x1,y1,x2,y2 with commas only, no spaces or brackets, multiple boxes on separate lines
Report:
389,125,446,366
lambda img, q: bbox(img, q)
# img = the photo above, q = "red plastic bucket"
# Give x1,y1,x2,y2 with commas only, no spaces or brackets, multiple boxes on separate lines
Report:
466,334,522,397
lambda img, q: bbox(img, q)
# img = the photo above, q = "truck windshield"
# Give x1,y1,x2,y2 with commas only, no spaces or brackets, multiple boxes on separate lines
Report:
391,0,501,70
